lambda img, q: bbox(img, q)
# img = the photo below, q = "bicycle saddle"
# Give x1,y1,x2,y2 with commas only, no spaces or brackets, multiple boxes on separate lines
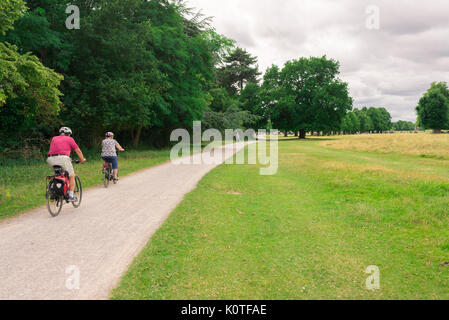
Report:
52,166,65,175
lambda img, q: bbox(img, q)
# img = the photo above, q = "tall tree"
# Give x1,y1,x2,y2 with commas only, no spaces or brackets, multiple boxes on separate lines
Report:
341,111,360,134
3,0,235,151
217,47,261,95
416,82,449,134
367,107,392,133
354,108,374,133
3,0,72,71
273,56,352,139
259,65,281,130
0,0,63,151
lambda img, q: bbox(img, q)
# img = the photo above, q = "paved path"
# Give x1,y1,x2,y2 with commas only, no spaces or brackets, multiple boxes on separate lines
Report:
0,142,250,300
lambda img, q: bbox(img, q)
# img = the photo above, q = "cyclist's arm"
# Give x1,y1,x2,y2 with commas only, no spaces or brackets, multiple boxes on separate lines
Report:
74,148,87,162
116,143,125,152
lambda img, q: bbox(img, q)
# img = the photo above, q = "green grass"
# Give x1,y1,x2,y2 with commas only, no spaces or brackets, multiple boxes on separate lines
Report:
111,137,449,300
0,149,171,220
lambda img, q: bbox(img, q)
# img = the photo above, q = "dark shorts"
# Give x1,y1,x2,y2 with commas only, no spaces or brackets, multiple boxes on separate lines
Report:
102,156,118,170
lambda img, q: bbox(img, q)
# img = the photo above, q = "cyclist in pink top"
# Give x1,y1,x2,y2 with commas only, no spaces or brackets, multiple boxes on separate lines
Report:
47,127,87,202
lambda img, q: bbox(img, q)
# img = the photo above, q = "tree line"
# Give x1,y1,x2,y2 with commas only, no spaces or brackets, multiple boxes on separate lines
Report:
1,0,239,155
1,0,421,159
341,107,391,134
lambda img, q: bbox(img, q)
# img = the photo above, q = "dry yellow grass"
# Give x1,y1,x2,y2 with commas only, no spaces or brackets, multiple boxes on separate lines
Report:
319,133,449,159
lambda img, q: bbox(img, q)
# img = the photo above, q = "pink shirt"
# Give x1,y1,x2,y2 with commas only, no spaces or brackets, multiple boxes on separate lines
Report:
48,135,79,157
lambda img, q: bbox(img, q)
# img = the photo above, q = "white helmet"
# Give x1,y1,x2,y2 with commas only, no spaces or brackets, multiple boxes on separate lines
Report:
59,127,72,135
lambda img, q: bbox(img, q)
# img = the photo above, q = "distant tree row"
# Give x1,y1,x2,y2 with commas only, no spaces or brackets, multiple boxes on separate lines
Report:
341,107,392,134
392,121,416,131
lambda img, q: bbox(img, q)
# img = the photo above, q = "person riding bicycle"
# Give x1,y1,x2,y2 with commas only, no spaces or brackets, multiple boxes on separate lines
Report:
47,127,86,202
102,132,125,183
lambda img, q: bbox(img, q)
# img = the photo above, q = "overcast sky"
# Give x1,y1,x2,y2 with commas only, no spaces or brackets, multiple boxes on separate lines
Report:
187,0,449,122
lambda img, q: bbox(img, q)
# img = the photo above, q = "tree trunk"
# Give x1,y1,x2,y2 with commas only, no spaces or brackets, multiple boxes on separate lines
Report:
132,126,143,147
299,130,306,139
284,131,288,137
295,131,299,137
434,129,442,134
90,135,102,149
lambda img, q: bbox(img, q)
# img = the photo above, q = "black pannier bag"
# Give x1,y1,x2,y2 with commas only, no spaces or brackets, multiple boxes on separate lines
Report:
50,178,66,197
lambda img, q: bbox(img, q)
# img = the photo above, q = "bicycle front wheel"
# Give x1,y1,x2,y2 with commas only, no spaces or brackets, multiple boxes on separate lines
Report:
72,176,83,208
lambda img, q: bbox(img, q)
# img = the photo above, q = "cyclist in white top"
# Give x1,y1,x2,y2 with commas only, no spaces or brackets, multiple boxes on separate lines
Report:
101,132,125,182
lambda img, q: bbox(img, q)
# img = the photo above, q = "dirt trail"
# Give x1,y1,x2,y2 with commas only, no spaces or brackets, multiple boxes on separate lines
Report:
0,142,250,300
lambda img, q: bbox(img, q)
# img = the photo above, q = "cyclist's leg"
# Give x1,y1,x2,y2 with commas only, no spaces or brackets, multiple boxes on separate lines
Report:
48,156,74,185
46,157,54,170
111,157,119,179
68,174,76,192
60,157,76,192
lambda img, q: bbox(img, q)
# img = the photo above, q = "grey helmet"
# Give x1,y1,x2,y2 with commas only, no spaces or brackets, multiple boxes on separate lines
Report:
59,127,73,136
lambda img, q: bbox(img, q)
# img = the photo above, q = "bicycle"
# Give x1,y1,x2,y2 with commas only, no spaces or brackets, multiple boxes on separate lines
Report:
102,150,123,188
46,160,82,217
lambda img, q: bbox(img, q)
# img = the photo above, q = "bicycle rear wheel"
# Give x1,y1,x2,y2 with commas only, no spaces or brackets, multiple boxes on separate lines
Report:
103,165,111,188
72,176,83,208
46,182,63,217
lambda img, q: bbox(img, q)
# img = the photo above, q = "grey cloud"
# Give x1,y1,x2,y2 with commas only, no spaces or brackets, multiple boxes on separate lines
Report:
223,22,257,48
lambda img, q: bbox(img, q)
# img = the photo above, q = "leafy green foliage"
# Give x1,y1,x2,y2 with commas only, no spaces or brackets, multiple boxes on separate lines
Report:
2,0,232,151
393,121,416,131
367,107,392,132
217,47,261,95
206,47,263,132
3,2,72,72
341,107,392,134
341,111,360,134
268,56,353,137
203,86,260,131
416,82,449,132
0,0,26,36
0,42,63,151
354,108,374,132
